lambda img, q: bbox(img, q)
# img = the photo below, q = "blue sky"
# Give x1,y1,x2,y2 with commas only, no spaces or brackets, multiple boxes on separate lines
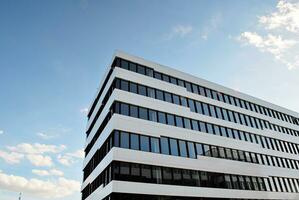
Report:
0,0,299,199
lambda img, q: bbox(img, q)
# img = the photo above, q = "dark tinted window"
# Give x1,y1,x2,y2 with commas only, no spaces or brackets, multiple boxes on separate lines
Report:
120,132,129,148
156,90,164,101
120,80,129,91
120,103,129,116
139,107,148,120
130,105,138,118
130,82,137,93
138,85,147,96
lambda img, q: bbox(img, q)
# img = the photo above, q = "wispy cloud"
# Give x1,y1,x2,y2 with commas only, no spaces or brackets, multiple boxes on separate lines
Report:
238,0,299,70
36,132,57,140
32,168,64,177
165,24,193,40
57,149,84,166
7,143,66,154
200,13,222,40
0,130,4,135
0,170,80,198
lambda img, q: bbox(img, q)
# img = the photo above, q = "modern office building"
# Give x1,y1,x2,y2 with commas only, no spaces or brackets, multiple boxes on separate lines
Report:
82,51,299,200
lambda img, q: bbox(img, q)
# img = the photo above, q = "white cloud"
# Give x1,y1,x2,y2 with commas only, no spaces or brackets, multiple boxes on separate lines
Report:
0,150,24,164
0,171,80,198
32,169,64,177
165,24,193,40
0,130,4,135
259,0,299,33
36,132,56,140
67,149,85,159
239,1,299,70
57,149,84,166
7,143,66,155
173,25,193,37
26,154,53,167
80,107,89,115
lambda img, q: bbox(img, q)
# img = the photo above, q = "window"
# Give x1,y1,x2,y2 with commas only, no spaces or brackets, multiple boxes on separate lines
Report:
202,103,210,116
121,60,129,69
140,136,150,152
147,87,155,98
187,142,196,158
203,144,211,156
173,168,182,185
195,102,203,114
149,110,157,122
219,147,225,158
196,143,204,155
120,80,129,91
186,82,192,92
158,112,166,124
162,74,170,82
205,88,212,98
177,79,184,87
227,128,234,138
199,122,207,133
180,97,188,107
141,165,152,182
138,85,147,96
179,140,188,157
211,90,218,100
184,118,191,129
130,134,139,150
165,92,172,103
222,109,229,121
214,125,221,136
209,105,217,118
129,82,137,93
167,114,175,126
207,123,214,134
137,65,146,75
170,77,177,85
146,68,154,77
175,116,184,128
160,137,169,155
139,107,148,120
130,105,138,118
156,90,164,101
192,84,199,94
173,95,180,105
150,138,160,153
188,99,196,112
170,139,179,156
162,168,172,184
114,131,120,147
216,107,223,119
191,120,199,131
120,132,129,148
120,103,129,116
130,63,137,72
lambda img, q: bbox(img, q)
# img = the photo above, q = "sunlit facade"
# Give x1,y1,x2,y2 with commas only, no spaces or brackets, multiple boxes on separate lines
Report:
82,51,299,200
